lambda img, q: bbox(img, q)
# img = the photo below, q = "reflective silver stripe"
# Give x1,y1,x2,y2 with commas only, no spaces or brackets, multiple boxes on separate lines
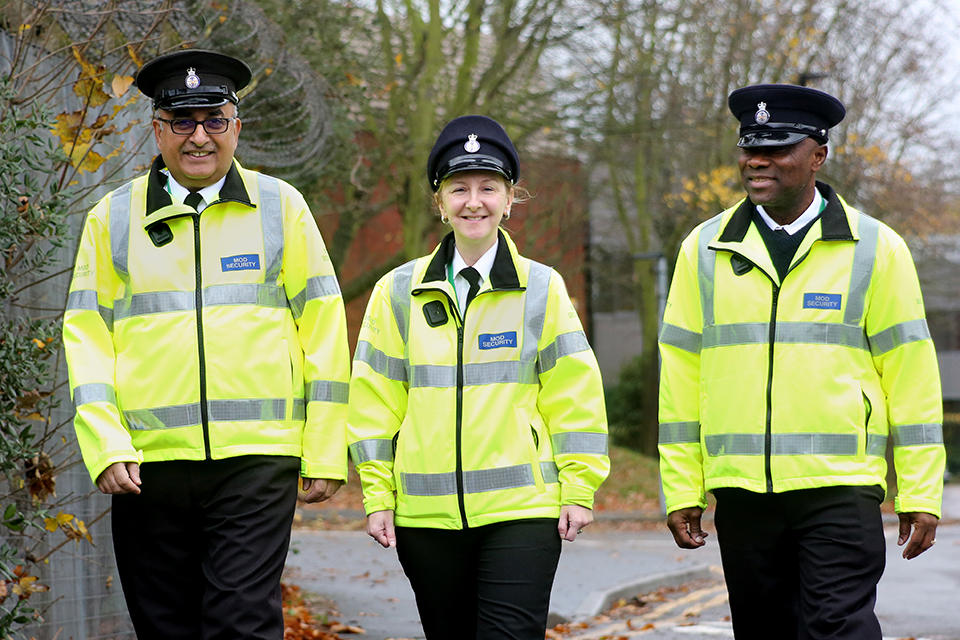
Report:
552,432,608,455
307,380,350,404
257,174,284,284
349,439,394,464
401,471,456,496
844,214,880,326
866,434,887,456
772,433,857,455
698,216,724,327
703,322,768,348
777,322,869,349
659,422,700,445
66,290,116,331
125,404,200,430
893,423,943,446
410,360,541,388
540,461,559,484
73,383,116,407
109,182,132,280
524,262,551,378
391,261,416,343
466,361,531,385
705,433,858,456
659,323,702,354
538,331,590,374
290,275,342,319
124,398,303,430
464,464,534,493
114,291,194,320
204,283,287,309
401,463,547,496
702,322,869,350
869,319,931,357
114,285,295,320
208,399,290,422
410,364,455,388
66,289,98,312
355,340,408,382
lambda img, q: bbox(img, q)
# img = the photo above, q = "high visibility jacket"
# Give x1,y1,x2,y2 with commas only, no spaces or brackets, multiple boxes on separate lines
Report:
64,158,351,483
658,183,944,517
348,231,609,529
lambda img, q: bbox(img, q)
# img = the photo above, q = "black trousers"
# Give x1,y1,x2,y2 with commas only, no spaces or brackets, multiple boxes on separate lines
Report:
112,455,300,640
395,518,562,640
713,486,886,640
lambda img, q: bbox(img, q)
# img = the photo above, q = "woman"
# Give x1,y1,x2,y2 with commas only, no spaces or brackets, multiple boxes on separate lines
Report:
347,115,609,640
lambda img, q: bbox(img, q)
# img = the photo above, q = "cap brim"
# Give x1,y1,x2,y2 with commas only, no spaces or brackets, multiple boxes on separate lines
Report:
433,154,512,190
738,131,809,147
156,94,233,110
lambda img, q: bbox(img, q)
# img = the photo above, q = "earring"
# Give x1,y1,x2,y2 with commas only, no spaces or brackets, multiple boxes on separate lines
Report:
441,216,449,224
503,210,511,220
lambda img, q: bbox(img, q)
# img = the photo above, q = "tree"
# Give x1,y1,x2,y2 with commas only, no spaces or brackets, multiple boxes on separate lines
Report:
0,2,183,634
573,0,960,453
225,0,593,303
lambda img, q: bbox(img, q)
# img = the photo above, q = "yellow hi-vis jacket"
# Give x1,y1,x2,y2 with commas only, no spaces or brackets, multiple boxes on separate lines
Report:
347,231,609,529
63,157,351,483
658,183,944,517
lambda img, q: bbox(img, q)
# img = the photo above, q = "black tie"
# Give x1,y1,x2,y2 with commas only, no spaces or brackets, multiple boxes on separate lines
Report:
460,267,481,310
184,191,203,212
774,227,789,237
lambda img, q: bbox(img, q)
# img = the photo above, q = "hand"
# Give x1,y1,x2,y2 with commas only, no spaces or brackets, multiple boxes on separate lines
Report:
898,511,939,560
366,510,396,548
96,462,141,495
666,506,708,549
301,478,344,503
558,504,594,542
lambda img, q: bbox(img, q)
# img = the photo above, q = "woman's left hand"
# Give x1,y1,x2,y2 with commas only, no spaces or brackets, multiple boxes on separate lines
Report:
558,504,594,542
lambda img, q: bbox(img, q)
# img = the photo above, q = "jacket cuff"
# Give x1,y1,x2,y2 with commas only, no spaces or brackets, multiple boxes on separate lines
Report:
300,460,347,481
363,493,396,515
560,484,596,509
894,495,942,519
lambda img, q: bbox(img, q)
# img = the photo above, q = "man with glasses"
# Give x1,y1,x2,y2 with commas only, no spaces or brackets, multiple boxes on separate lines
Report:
63,50,350,640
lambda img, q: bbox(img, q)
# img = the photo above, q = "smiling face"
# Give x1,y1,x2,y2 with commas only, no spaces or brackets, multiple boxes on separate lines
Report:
738,137,827,225
437,171,514,261
153,103,241,189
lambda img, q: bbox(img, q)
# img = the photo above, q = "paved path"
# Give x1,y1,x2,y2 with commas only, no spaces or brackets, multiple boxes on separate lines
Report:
285,484,960,640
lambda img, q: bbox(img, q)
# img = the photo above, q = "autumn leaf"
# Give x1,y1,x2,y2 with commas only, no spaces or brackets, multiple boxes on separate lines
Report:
110,74,134,98
24,451,57,501
72,47,110,108
0,579,7,602
11,574,49,601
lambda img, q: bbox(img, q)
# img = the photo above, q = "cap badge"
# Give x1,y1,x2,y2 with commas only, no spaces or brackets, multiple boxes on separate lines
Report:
464,134,480,153
185,67,200,89
755,102,770,125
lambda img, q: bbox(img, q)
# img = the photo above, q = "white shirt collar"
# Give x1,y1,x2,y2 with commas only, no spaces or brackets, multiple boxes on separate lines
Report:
756,188,823,236
452,241,498,283
451,241,498,311
162,169,226,213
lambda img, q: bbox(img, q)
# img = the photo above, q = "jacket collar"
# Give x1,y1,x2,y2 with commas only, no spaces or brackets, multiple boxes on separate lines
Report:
422,229,523,289
717,181,853,243
145,155,252,216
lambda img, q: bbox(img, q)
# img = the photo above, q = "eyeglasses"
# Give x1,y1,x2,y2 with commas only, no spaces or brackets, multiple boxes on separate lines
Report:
154,117,237,135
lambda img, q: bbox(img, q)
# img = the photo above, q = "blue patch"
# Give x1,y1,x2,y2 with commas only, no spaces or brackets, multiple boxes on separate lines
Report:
803,293,842,310
221,254,260,272
479,331,517,350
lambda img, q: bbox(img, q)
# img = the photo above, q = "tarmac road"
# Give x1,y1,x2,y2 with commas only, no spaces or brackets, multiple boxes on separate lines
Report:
284,484,960,640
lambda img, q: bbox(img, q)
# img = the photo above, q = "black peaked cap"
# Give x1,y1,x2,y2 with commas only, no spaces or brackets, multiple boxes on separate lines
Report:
729,84,845,147
135,49,251,110
427,115,520,191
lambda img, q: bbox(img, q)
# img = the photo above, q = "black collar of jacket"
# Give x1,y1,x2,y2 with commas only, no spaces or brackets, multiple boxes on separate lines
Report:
145,155,252,216
422,229,523,289
718,181,853,243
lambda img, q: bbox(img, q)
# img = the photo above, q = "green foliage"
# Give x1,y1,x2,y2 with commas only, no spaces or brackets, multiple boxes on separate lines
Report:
604,355,647,451
0,72,72,637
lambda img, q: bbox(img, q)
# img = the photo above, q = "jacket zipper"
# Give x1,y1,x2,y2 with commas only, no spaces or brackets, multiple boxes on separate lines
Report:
764,285,779,492
455,318,469,528
193,215,211,459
